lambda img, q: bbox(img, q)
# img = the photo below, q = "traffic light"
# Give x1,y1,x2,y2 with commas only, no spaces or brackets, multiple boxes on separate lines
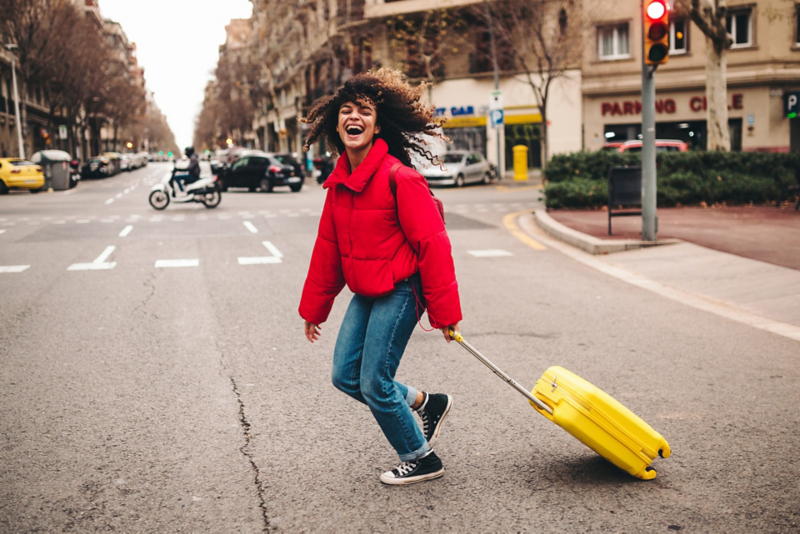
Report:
644,0,669,65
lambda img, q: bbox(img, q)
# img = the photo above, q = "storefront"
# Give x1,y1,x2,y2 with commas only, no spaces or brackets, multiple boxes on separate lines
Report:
584,85,795,152
430,73,581,170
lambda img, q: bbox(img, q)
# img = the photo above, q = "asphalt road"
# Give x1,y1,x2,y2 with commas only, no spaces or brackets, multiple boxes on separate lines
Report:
1,163,798,532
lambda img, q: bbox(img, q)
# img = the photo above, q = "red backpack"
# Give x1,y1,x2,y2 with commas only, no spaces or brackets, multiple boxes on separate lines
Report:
388,162,445,224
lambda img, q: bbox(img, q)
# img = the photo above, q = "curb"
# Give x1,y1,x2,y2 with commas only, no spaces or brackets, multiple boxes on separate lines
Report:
534,209,681,255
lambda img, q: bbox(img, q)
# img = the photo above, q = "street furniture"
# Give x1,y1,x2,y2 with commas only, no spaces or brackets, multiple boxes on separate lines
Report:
608,166,643,235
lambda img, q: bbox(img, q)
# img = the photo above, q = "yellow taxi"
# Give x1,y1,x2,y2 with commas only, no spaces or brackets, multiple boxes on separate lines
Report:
0,158,45,194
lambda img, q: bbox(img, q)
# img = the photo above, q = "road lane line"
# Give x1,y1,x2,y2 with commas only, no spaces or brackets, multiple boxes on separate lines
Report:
0,265,30,273
238,241,283,265
468,249,514,257
67,245,117,271
0,230,5,234
155,259,199,268
105,198,114,204
119,225,133,237
503,211,546,251
243,221,258,233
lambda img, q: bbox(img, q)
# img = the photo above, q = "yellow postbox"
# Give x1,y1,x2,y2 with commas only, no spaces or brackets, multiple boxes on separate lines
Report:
513,145,529,181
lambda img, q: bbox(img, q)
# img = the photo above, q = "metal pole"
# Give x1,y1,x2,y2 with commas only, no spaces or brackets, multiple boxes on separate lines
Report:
641,3,657,241
486,3,502,177
10,54,24,159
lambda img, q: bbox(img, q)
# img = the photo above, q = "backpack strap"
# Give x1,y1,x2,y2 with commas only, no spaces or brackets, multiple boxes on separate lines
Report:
388,162,402,199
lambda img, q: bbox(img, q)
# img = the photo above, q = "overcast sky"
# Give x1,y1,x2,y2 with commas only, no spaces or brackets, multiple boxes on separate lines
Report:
100,0,254,149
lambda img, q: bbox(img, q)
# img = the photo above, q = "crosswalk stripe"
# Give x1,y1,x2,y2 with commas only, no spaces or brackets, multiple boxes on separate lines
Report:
155,259,199,268
0,265,30,273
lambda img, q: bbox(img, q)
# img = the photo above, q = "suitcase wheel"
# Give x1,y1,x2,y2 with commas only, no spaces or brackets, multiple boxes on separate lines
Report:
658,449,664,458
636,466,658,480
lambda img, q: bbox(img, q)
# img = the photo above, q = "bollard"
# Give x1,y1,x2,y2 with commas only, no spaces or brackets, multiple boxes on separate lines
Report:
513,145,528,181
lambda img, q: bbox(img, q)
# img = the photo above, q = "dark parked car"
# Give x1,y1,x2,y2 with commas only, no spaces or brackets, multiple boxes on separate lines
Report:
217,150,304,192
272,153,304,180
81,156,114,178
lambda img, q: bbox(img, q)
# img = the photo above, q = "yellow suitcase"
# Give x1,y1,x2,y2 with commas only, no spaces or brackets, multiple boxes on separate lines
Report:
452,332,670,479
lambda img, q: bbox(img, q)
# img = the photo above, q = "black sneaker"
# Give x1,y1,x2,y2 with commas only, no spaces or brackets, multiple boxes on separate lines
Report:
417,392,453,445
379,449,444,485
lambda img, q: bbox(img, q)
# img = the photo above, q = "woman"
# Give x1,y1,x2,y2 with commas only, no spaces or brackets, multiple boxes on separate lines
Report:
299,69,462,485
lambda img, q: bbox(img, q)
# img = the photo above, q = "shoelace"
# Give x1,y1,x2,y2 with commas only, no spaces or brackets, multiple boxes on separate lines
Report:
396,460,418,476
419,410,431,437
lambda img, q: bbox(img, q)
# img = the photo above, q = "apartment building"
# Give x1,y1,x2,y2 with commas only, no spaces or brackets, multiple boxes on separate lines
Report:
246,0,582,169
584,0,800,152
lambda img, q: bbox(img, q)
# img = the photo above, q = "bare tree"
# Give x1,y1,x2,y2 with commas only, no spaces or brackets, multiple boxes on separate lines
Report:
672,1,732,151
474,0,584,169
0,0,76,154
385,8,468,100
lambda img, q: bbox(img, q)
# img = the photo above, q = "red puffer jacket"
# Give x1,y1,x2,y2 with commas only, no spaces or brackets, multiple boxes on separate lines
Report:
299,139,462,328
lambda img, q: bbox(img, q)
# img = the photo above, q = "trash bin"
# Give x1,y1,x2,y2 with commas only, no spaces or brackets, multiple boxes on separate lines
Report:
30,150,72,190
512,145,529,181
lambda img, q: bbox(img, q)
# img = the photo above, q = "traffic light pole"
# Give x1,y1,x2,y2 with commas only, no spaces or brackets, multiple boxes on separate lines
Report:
641,25,657,241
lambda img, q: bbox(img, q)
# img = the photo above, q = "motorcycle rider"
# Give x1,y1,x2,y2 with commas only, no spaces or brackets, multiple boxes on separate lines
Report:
173,146,201,196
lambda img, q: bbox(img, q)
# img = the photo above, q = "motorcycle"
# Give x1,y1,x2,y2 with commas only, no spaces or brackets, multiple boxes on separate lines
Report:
69,159,81,188
148,168,222,210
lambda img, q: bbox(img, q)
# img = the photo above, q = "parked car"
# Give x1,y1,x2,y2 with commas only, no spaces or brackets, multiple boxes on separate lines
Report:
0,158,45,194
615,139,689,153
420,151,494,187
272,153,304,180
216,150,303,192
81,156,114,178
120,154,132,171
601,141,624,151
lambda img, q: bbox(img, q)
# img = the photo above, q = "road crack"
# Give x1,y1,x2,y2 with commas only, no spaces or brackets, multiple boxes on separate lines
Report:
229,374,270,532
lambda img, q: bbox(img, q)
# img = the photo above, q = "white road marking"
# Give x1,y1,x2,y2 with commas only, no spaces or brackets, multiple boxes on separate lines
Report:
243,221,258,233
0,230,5,234
119,225,133,237
0,265,29,273
238,241,283,265
68,245,117,271
155,259,199,268
467,249,514,258
105,198,114,204
115,193,123,199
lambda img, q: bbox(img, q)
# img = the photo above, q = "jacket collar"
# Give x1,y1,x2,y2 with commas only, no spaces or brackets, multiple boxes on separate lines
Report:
323,138,389,192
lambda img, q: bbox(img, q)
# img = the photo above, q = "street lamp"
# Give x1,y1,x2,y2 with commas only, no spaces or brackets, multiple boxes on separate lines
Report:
5,44,24,159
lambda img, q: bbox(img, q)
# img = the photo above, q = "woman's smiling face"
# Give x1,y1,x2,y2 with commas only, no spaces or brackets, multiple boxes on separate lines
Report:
337,98,379,152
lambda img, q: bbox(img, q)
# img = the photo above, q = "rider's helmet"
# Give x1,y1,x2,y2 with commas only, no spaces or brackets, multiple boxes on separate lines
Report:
184,146,195,157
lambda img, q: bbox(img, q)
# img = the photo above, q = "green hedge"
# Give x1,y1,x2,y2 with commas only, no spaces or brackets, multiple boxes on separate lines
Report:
543,151,799,208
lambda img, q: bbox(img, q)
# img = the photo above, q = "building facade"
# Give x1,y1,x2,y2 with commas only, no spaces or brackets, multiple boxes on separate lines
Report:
583,0,800,152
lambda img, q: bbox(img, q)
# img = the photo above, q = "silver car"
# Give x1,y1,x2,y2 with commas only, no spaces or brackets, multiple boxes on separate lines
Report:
420,151,494,187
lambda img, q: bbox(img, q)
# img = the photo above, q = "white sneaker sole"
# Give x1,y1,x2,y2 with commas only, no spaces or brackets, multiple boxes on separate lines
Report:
379,468,444,485
428,395,453,446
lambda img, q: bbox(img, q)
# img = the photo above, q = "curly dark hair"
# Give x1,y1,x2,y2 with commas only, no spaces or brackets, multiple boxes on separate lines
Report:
302,69,447,168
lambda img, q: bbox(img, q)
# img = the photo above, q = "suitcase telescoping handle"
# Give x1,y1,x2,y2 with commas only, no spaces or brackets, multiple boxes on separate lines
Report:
450,329,554,416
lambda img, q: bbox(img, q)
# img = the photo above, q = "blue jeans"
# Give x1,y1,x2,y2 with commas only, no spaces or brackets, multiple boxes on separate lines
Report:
332,277,428,462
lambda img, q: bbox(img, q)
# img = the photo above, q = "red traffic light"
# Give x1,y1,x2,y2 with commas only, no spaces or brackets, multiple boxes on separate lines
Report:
644,0,669,65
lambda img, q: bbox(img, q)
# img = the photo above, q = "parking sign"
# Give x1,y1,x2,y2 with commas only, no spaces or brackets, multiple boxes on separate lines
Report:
490,109,504,128
785,91,800,118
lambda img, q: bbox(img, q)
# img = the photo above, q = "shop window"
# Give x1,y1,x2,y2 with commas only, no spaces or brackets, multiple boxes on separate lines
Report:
597,23,629,60
670,18,688,54
726,9,752,48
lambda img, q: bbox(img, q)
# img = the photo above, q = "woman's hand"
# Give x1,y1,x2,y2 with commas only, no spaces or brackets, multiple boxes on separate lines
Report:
441,322,460,343
304,321,321,343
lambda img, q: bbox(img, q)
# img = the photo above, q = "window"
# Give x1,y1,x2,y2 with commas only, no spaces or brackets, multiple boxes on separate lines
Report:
726,10,752,48
670,18,688,54
598,24,629,60
796,5,800,45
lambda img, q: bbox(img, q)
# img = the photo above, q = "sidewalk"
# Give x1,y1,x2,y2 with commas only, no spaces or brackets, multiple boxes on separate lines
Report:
524,206,800,342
